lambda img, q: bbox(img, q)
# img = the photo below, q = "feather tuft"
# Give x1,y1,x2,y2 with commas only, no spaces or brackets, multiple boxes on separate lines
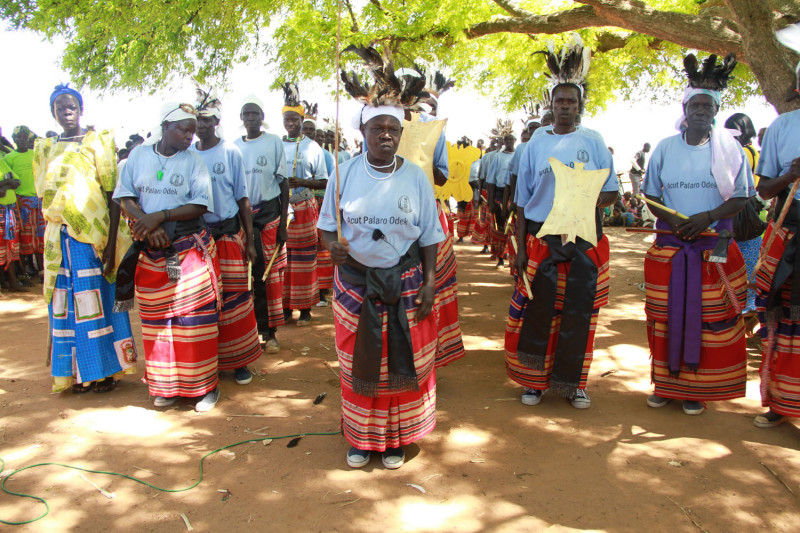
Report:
341,44,429,109
282,82,301,107
684,52,737,90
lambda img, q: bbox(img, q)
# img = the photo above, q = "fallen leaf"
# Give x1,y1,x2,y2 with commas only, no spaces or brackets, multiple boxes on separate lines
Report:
287,437,302,448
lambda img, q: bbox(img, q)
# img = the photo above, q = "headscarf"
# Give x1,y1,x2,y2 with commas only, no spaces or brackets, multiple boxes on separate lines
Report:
351,105,405,130
240,95,269,131
12,126,34,141
49,83,83,111
282,105,305,117
677,88,741,201
143,101,198,146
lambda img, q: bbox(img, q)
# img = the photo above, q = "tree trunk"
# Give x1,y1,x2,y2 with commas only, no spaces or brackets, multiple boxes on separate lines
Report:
725,0,799,114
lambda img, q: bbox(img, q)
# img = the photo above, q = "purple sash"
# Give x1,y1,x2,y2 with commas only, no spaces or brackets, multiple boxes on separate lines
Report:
656,218,732,375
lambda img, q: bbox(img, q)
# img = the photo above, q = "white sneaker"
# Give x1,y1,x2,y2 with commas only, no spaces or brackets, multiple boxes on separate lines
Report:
570,389,591,409
521,388,544,406
195,388,220,412
153,396,177,407
346,447,370,468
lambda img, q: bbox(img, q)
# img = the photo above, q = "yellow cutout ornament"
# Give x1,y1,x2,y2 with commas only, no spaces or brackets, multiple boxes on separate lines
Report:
536,157,610,247
438,142,481,202
396,112,446,189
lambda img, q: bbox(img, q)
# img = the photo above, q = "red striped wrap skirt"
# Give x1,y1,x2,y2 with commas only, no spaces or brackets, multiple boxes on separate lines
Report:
645,240,747,401
136,230,221,398
0,204,20,267
260,215,287,329
434,204,465,368
18,195,45,255
215,228,262,370
333,260,438,451
505,232,610,390
755,222,800,416
283,198,320,309
471,191,489,246
456,202,475,239
316,197,333,291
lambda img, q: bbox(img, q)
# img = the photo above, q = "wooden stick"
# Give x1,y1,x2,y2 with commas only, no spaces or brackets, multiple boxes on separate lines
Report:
504,211,514,235
625,228,718,237
636,194,689,219
753,179,800,276
261,246,281,283
333,0,343,241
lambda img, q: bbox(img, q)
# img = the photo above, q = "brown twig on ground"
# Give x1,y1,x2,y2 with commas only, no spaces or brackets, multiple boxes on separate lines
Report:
760,461,797,498
324,361,340,378
666,496,709,533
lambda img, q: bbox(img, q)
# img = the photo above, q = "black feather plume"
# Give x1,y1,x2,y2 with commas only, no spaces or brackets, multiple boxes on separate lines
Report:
341,44,428,109
286,437,302,448
282,82,301,107
684,53,736,90
313,392,327,405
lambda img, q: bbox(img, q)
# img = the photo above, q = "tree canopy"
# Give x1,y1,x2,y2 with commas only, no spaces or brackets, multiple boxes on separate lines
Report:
2,0,798,113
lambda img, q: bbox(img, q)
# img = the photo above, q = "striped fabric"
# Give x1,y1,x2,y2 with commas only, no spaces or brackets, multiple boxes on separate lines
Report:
259,216,287,329
333,260,438,451
645,240,747,401
136,230,220,398
471,191,489,246
17,195,45,255
283,198,320,309
456,202,474,239
489,220,508,260
215,229,262,370
434,205,465,368
315,197,333,291
0,204,20,267
49,228,137,392
755,222,800,416
505,232,610,390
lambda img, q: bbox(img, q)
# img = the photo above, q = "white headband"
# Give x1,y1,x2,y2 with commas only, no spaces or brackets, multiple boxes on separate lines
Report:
144,101,197,145
351,105,405,129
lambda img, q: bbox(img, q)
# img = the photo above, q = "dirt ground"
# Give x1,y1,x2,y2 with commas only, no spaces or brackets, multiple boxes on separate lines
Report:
1,227,799,532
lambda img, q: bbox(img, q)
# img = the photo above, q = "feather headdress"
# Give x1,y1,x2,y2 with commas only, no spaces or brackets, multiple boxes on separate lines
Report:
194,83,222,117
281,82,304,116
341,45,429,109
683,53,737,91
489,119,514,139
414,64,455,98
302,101,318,121
535,34,591,98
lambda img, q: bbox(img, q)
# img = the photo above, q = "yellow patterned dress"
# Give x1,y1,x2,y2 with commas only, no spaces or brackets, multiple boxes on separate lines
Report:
33,130,137,392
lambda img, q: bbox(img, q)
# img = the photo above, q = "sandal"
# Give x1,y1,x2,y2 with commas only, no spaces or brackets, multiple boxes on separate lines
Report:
72,382,95,394
93,377,117,393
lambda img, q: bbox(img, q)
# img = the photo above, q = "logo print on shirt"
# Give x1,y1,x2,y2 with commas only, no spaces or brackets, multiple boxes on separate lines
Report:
398,195,412,213
213,162,225,174
256,156,268,167
169,173,185,187
577,150,590,163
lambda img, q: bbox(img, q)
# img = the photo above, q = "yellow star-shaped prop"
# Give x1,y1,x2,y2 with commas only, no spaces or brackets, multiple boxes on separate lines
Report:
536,157,610,246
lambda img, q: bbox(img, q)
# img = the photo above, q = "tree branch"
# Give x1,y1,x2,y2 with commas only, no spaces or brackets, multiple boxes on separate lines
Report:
490,0,529,19
344,0,359,32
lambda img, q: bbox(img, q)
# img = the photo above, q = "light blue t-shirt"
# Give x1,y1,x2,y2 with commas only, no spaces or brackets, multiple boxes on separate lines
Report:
234,132,287,207
469,159,480,183
322,146,335,175
516,127,617,222
508,141,528,178
642,133,754,219
478,151,498,182
756,109,800,199
283,136,327,195
486,151,514,187
190,140,248,224
317,155,445,269
114,144,213,214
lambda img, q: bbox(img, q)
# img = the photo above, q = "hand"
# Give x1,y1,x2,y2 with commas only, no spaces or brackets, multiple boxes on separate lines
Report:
675,211,712,241
414,281,435,322
516,245,528,278
276,225,288,247
131,212,164,241
101,241,117,276
789,158,800,181
329,238,349,266
245,242,257,265
146,226,170,249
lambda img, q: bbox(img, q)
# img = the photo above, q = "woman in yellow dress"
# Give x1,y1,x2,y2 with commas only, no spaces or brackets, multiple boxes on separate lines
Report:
33,84,137,394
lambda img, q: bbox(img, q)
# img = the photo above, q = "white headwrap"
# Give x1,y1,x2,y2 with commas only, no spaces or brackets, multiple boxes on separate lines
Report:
144,101,198,146
676,87,741,201
239,95,269,131
351,105,405,130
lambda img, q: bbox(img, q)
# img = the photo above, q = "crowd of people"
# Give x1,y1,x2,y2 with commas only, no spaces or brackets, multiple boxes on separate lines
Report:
2,25,800,470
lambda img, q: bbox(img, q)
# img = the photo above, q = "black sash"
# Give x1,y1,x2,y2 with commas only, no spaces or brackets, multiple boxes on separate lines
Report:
338,242,421,398
767,191,800,322
516,217,602,399
112,217,206,312
207,216,240,240
252,197,281,230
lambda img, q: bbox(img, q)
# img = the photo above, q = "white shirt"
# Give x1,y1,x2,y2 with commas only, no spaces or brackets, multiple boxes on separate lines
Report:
191,140,248,223
234,132,287,207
